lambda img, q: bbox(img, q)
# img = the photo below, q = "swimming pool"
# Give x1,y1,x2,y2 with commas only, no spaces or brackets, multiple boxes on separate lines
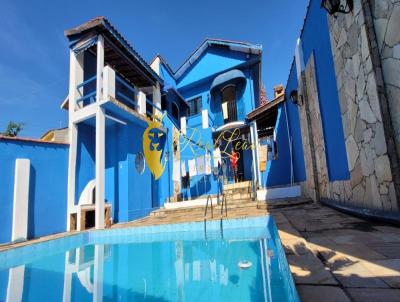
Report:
0,216,299,301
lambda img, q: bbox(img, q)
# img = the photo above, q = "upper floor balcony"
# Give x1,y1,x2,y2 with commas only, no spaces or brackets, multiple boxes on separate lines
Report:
65,17,164,124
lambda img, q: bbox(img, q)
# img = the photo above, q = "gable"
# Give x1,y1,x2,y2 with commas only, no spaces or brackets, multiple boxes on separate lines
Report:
177,47,253,89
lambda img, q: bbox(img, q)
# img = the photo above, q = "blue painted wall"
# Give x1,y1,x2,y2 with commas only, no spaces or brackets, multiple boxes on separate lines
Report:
107,120,155,222
285,62,307,183
75,123,95,203
261,105,292,187
0,138,68,244
300,0,349,181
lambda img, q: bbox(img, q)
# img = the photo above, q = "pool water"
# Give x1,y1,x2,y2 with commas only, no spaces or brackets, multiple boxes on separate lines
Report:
0,216,299,302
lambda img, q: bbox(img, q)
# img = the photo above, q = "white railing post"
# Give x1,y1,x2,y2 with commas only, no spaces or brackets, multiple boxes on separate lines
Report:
103,66,116,100
152,82,161,117
137,91,147,115
68,50,84,113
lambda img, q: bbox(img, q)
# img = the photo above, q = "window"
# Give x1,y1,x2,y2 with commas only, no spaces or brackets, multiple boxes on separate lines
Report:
172,102,179,120
221,85,237,123
187,96,202,116
161,95,167,111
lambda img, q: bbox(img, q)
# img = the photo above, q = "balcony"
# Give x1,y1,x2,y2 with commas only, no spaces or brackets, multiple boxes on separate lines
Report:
73,65,164,123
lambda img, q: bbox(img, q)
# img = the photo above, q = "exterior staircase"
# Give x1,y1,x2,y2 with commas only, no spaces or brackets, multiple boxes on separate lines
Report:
126,182,313,227
150,181,256,219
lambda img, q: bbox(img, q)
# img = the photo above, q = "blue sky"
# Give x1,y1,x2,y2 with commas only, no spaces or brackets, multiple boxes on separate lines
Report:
0,0,308,138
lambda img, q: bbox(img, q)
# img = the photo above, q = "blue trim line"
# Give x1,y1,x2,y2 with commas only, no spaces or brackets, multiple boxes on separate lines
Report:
76,75,96,90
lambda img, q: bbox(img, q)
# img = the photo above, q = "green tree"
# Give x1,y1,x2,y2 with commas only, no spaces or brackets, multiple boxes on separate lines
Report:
1,121,24,137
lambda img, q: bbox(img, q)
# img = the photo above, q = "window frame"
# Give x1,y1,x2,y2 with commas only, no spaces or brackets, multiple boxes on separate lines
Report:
187,96,202,117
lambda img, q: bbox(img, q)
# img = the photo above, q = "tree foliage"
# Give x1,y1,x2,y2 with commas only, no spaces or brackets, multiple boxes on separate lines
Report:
1,121,24,137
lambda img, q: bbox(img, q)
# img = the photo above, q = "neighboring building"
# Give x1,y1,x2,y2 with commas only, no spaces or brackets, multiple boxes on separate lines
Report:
41,127,69,144
284,0,400,214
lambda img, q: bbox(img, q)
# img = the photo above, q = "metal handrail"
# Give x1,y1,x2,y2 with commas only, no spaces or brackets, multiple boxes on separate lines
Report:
204,195,213,219
220,193,228,217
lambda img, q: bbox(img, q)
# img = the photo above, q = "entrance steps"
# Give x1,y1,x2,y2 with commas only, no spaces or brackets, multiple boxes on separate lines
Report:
256,197,313,209
150,199,257,217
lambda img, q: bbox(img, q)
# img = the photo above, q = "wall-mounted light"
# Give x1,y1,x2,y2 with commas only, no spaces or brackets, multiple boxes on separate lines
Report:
321,0,353,15
289,90,304,106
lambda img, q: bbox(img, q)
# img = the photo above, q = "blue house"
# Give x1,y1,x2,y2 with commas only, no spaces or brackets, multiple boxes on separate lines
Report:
0,17,298,244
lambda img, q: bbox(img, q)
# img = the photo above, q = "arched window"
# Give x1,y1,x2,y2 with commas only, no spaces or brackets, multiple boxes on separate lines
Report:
172,102,179,121
221,85,237,123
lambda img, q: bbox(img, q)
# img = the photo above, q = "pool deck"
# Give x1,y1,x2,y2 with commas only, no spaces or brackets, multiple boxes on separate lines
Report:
1,201,399,302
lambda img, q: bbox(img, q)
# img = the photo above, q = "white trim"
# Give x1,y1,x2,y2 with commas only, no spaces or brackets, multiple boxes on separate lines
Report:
6,265,25,302
102,65,115,99
12,159,30,242
214,121,245,132
95,106,105,229
202,109,209,129
96,35,104,103
137,90,147,115
256,185,301,201
164,197,218,209
295,38,305,80
71,103,98,124
105,114,127,125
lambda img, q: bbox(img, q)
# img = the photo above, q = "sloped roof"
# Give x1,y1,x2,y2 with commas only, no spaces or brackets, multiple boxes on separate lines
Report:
247,93,285,121
65,17,163,86
174,38,262,80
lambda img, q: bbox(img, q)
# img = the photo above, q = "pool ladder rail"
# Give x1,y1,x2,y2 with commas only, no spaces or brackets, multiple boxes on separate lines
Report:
204,194,228,219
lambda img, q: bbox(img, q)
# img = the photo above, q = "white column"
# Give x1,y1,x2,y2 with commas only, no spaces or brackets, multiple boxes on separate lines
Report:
94,34,105,230
137,90,147,115
67,50,84,231
96,35,105,103
68,50,84,113
102,66,115,100
12,159,30,242
6,265,25,302
152,82,161,117
67,123,78,231
250,121,261,188
93,245,104,302
95,106,105,229
180,117,187,135
202,109,209,129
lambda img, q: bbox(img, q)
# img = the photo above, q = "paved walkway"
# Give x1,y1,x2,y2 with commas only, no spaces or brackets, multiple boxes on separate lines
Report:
271,203,400,302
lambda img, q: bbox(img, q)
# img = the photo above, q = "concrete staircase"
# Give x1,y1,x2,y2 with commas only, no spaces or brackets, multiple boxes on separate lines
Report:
150,181,256,218
146,181,312,223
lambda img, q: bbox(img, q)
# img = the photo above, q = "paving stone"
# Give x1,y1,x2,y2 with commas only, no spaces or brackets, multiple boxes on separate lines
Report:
287,252,338,285
347,288,400,302
297,285,351,302
332,261,389,288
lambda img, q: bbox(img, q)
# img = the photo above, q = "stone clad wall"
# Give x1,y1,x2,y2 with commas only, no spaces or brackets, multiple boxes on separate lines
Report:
370,0,400,161
303,54,330,200
325,0,398,211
